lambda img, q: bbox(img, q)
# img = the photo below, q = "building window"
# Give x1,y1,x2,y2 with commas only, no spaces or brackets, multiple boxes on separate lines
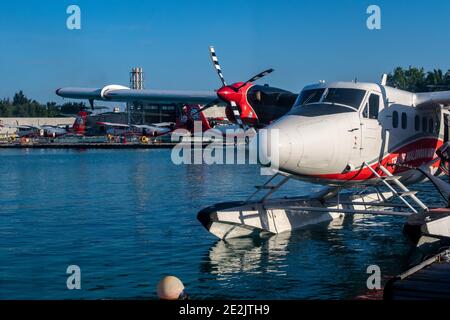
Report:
401,112,407,129
422,117,428,132
392,111,398,128
415,115,420,131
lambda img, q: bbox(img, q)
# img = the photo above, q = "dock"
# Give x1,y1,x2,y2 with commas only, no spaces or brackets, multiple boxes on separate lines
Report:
0,142,192,149
384,249,450,300
0,141,241,149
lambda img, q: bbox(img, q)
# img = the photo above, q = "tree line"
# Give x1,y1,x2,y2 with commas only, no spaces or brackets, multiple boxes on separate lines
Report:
0,91,85,117
387,67,450,92
1,67,450,117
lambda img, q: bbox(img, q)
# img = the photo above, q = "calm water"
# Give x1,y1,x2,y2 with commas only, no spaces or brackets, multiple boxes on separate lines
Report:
0,149,446,299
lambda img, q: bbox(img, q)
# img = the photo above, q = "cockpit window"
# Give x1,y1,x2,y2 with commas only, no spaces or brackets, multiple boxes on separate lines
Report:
296,89,325,106
322,88,366,109
288,103,356,117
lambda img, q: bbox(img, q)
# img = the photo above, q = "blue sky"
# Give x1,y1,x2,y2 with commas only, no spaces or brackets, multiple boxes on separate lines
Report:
1,0,450,103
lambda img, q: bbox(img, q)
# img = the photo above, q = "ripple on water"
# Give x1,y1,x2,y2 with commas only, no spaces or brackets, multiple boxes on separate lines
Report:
0,149,442,299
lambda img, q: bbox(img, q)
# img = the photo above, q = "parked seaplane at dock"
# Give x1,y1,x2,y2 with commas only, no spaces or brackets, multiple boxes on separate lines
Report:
3,110,89,139
56,47,297,131
56,46,450,239
198,78,450,239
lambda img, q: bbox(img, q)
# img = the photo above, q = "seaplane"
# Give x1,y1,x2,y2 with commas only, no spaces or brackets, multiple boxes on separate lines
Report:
56,47,450,240
95,104,214,138
94,104,246,144
56,47,298,130
197,77,450,239
3,110,88,139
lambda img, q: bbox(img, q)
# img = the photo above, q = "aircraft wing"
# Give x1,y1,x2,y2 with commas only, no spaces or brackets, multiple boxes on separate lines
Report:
5,124,39,130
133,124,171,133
149,122,174,127
415,91,450,108
96,122,130,128
56,87,104,100
57,86,218,105
107,89,218,104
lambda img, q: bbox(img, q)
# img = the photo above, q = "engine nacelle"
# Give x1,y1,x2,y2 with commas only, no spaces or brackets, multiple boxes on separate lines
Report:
100,85,130,99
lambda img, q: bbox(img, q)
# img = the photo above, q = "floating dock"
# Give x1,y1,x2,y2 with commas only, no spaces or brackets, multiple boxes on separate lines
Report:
384,249,450,300
0,142,199,149
0,139,239,149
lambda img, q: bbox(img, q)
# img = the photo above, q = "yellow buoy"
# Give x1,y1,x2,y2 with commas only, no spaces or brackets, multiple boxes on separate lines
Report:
141,136,149,144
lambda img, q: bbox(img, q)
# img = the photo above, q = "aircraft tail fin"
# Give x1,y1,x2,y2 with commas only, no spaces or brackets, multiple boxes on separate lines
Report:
72,111,88,134
176,105,212,132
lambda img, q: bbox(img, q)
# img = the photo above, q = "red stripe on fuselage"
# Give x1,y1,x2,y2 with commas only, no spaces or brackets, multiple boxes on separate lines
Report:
313,137,443,181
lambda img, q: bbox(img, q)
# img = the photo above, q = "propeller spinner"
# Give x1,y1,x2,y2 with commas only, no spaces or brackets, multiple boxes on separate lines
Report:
195,46,274,129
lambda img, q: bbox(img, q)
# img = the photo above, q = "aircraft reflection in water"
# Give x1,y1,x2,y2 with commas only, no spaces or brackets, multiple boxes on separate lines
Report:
200,213,438,299
207,233,291,278
205,218,347,278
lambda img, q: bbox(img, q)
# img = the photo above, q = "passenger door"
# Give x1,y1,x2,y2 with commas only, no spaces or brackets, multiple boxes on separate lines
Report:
360,93,383,161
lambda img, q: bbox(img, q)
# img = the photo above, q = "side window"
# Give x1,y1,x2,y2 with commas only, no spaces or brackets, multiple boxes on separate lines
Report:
429,118,434,133
368,94,380,119
415,115,420,131
401,112,407,129
392,111,398,128
422,117,428,132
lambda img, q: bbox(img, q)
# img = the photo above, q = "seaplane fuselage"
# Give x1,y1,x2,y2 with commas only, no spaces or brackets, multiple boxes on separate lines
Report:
260,81,446,186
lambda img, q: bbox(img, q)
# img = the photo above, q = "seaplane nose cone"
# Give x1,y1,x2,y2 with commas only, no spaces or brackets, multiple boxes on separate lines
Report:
255,129,292,168
278,131,292,166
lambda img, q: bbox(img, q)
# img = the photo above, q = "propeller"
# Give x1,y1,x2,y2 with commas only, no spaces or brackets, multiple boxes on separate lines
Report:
209,46,227,87
236,68,274,90
192,46,274,129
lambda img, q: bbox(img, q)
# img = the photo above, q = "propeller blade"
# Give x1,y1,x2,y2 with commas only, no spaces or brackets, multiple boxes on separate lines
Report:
237,68,274,89
229,101,247,130
191,99,247,129
190,99,221,117
209,46,227,87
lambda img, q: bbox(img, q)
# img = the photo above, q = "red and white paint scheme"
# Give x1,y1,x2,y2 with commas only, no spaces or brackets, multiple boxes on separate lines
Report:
217,82,259,125
53,46,450,239
9,110,88,138
96,105,213,138
197,79,450,239
258,80,449,186
70,110,88,135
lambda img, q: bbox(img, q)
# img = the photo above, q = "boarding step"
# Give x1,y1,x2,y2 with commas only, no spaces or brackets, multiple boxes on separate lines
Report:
247,173,291,202
397,191,418,196
363,162,428,213
381,175,402,181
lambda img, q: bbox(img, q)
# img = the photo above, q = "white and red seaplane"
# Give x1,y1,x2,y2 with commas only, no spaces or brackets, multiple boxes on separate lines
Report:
56,47,450,239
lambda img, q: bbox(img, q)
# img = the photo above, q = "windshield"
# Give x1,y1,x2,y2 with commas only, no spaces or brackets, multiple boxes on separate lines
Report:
322,88,366,109
295,89,325,106
289,103,356,117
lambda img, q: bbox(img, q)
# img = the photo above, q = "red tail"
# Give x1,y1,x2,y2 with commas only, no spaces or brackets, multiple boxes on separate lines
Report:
176,105,211,132
72,111,87,134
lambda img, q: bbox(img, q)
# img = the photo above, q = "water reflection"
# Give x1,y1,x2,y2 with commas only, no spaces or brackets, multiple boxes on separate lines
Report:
199,215,436,298
207,232,292,279
2,148,448,299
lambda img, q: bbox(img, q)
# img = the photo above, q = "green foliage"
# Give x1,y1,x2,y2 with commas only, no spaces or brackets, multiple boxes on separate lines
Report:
0,91,85,117
387,67,450,92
